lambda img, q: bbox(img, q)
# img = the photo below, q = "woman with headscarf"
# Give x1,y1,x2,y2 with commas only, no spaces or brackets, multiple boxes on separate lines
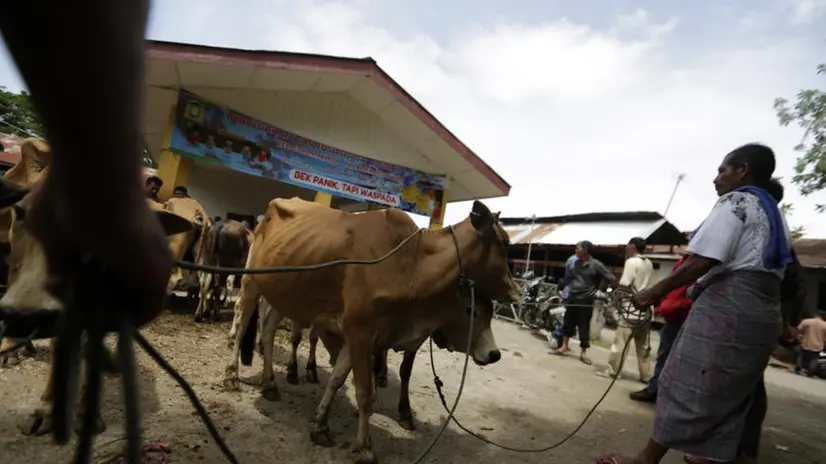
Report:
595,143,793,464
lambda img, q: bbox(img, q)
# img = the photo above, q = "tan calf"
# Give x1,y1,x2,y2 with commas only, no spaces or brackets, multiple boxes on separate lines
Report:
0,181,191,436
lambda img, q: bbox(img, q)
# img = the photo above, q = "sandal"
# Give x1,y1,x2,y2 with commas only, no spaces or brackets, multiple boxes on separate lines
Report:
580,354,593,365
684,455,715,464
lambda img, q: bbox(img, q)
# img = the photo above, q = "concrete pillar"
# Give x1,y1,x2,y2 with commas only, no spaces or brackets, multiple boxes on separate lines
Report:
314,191,333,207
428,190,448,230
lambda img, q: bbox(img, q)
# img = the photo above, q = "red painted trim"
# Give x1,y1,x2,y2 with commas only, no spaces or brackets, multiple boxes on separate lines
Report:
145,40,511,196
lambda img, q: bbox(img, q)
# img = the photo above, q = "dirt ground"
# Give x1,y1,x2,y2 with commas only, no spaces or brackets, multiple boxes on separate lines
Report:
0,314,824,464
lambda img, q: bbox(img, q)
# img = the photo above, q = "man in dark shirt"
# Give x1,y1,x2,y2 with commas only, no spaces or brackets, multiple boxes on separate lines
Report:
145,175,164,203
555,240,616,364
172,185,190,199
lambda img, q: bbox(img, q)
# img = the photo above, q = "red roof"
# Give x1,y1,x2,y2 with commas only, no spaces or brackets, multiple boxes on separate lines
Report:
0,132,23,165
146,40,511,196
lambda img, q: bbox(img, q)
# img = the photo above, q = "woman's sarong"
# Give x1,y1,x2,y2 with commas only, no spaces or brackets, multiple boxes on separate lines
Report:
652,271,781,462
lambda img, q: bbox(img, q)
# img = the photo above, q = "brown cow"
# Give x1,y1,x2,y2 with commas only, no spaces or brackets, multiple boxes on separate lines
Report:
163,196,208,295
0,179,191,436
224,197,519,463
0,138,51,365
194,219,251,322
253,295,496,431
0,138,51,244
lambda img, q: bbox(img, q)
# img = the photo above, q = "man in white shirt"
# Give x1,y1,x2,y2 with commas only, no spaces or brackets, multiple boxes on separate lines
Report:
603,237,654,381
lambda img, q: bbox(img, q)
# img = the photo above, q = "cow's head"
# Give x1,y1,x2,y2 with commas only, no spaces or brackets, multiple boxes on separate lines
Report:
431,293,501,366
460,200,521,304
0,181,192,312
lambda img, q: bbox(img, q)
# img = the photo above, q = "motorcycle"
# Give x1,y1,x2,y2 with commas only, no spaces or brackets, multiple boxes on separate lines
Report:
518,276,549,328
545,286,615,350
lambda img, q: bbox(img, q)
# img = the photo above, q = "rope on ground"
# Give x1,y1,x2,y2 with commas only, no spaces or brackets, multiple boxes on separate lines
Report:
427,288,652,454
0,226,650,463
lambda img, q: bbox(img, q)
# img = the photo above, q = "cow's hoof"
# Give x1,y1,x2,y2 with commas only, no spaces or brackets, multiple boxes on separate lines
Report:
18,409,53,436
222,378,241,392
397,417,416,431
102,350,120,375
286,364,299,385
375,376,387,388
194,315,205,323
74,413,106,436
286,373,299,385
261,387,281,402
21,342,37,357
306,369,319,384
353,449,378,464
310,427,335,448
1,353,21,368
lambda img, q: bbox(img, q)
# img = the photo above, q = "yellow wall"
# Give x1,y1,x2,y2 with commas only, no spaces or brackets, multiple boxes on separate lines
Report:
155,104,191,200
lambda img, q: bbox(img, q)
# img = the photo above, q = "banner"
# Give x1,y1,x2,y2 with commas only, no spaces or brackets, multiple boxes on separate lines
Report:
167,91,446,218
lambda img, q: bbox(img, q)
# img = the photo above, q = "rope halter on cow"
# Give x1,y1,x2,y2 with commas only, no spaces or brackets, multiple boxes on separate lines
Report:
0,224,488,464
0,220,652,463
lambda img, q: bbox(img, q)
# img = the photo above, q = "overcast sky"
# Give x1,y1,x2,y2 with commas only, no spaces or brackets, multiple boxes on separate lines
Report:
1,0,824,234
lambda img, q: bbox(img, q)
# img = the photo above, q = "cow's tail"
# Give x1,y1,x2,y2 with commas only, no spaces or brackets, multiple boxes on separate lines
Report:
240,299,259,366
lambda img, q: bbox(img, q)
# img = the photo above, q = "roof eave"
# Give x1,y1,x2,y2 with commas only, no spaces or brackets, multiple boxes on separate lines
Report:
144,40,510,198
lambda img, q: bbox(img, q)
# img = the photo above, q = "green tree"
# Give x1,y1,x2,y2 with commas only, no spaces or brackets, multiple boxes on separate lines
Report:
774,64,826,211
780,202,805,241
0,87,44,137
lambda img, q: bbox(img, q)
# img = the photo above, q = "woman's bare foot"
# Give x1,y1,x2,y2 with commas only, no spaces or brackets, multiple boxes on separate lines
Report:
595,453,644,463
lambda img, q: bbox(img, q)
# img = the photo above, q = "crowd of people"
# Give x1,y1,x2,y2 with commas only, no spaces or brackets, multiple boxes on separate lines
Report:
549,143,817,463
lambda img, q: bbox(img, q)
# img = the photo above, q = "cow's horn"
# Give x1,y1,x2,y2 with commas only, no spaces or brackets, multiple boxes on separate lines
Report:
156,210,194,236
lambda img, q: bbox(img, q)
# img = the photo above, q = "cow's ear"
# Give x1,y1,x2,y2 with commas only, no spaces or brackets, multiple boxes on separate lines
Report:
0,179,29,209
156,210,194,236
470,200,494,233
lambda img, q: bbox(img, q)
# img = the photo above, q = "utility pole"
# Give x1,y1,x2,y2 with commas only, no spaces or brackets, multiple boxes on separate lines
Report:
523,214,537,276
664,173,685,218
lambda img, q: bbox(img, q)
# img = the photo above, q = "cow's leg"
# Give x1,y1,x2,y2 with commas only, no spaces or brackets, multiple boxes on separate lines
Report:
311,344,351,448
17,339,106,436
259,305,284,401
222,278,261,391
194,271,212,323
286,320,302,385
350,342,378,464
207,274,226,322
0,338,25,367
372,349,388,389
306,325,320,384
255,298,268,356
227,289,245,346
397,348,418,431
18,339,57,435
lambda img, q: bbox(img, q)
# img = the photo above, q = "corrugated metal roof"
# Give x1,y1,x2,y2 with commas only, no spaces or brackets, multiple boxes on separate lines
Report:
504,219,667,246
